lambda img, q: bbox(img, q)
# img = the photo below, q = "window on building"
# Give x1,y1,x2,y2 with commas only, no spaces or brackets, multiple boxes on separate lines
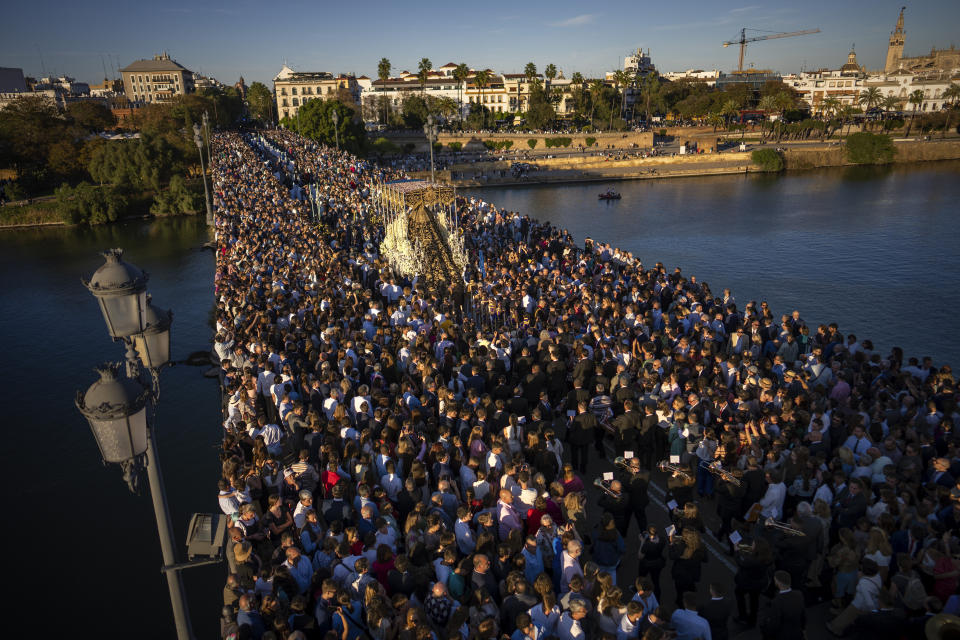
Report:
291,87,297,95
292,98,299,106
282,98,288,107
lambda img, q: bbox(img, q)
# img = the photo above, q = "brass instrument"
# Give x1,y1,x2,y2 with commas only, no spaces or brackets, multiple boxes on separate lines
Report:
764,517,805,536
657,461,693,481
698,460,742,487
593,477,622,498
614,456,637,472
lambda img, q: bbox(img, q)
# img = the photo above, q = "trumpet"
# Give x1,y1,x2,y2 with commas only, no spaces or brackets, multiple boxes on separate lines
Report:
614,457,639,473
593,477,622,498
764,517,805,536
657,461,693,481
698,460,742,487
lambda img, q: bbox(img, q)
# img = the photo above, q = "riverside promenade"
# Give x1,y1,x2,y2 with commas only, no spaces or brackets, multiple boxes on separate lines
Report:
210,129,959,640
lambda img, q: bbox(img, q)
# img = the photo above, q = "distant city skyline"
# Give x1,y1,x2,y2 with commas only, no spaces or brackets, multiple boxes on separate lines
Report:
2,0,958,87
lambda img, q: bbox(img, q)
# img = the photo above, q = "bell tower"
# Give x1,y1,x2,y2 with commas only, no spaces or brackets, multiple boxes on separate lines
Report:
885,7,906,73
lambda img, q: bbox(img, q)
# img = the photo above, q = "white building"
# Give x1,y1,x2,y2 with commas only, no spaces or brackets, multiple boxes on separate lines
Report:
864,70,959,113
782,49,867,114
663,69,720,87
362,63,467,122
273,65,361,121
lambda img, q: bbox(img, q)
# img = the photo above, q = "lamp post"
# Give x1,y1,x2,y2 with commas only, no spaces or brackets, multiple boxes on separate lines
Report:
331,109,340,151
77,249,224,640
202,110,212,168
193,123,213,226
423,114,438,183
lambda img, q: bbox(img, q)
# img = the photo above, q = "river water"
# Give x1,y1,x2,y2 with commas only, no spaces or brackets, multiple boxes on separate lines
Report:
465,160,960,368
1,161,958,637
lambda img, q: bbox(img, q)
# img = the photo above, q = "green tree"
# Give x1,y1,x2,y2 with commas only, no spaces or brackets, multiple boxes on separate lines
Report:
522,62,538,114
401,94,429,129
453,63,470,128
247,82,274,123
0,96,72,193
525,80,555,130
905,89,925,137
418,58,432,95
720,99,739,129
296,99,365,153
941,82,960,139
473,70,491,129
55,181,128,224
758,95,777,140
880,95,902,114
569,72,586,116
858,87,883,115
67,101,115,132
845,131,896,164
377,58,392,125
751,148,784,171
150,174,201,215
544,64,557,85
640,73,663,124
588,79,604,125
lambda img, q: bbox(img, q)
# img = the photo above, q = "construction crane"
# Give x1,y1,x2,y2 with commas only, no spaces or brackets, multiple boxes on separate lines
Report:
723,28,820,73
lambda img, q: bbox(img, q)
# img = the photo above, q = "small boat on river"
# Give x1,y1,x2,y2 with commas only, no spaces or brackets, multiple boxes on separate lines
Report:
598,190,621,200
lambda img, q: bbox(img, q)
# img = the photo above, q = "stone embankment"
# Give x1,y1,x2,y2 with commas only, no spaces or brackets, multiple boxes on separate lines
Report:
440,139,960,187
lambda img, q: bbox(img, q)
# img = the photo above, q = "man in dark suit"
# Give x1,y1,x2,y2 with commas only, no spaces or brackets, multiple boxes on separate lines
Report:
698,582,731,640
613,398,641,454
758,571,805,640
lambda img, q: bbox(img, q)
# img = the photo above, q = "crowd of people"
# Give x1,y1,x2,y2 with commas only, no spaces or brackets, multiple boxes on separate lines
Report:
211,128,960,640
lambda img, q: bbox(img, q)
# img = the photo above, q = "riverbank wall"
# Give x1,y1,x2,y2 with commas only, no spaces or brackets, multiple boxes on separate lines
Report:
783,139,960,170
445,140,960,188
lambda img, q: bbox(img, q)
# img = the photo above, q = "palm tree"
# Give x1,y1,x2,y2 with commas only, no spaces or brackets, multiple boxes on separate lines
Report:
707,111,724,133
758,95,777,140
544,64,558,114
588,79,604,127
820,97,841,140
774,91,795,141
720,99,739,130
570,72,585,117
523,62,537,115
641,73,661,125
418,58,432,96
612,70,630,123
453,63,470,128
858,87,883,130
941,82,960,139
905,89,924,137
473,69,490,130
377,58,392,125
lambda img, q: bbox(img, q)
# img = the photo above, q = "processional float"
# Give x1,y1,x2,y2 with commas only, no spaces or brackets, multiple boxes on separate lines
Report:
373,180,468,293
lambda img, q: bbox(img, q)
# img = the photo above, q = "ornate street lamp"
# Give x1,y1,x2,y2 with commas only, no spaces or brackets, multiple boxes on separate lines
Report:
75,249,224,640
82,248,148,339
424,114,438,183
193,123,213,226
134,298,173,370
76,363,150,473
331,109,340,151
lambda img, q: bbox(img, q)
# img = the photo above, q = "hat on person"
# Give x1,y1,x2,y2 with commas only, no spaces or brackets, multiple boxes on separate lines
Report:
299,490,312,501
234,540,253,563
747,365,759,374
760,377,774,389
784,370,797,379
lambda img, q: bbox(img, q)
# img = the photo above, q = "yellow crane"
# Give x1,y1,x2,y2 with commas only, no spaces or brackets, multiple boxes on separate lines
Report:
723,28,821,73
